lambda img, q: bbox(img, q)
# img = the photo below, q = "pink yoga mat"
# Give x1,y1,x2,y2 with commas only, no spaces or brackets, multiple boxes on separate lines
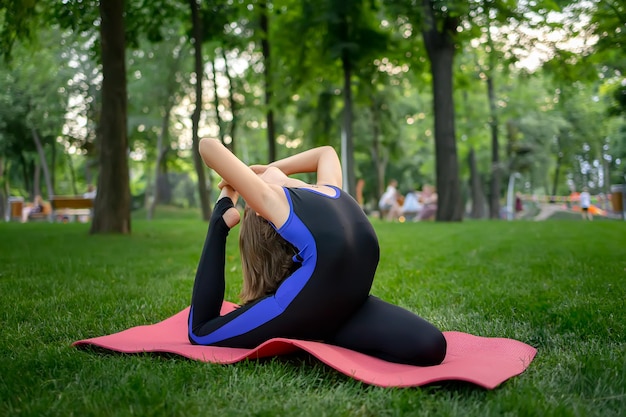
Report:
73,302,536,389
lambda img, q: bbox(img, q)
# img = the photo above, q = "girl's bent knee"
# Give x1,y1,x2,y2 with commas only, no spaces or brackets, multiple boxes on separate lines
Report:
400,330,446,367
416,331,447,366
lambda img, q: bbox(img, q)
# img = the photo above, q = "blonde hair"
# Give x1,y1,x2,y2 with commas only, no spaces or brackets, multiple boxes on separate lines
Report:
239,206,296,304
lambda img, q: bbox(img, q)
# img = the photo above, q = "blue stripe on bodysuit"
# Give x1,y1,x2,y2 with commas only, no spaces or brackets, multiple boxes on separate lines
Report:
188,188,317,345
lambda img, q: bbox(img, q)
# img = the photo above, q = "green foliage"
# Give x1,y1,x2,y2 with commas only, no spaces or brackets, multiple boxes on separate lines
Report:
589,0,626,70
0,219,625,415
608,84,626,117
0,28,79,196
49,0,189,52
1,0,624,216
0,0,39,60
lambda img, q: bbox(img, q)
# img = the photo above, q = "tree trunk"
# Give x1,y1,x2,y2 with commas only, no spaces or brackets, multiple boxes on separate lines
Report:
19,153,31,197
156,174,167,206
210,58,226,147
148,106,172,220
148,44,181,219
33,162,40,199
222,48,237,154
484,7,501,219
66,152,78,195
603,148,610,198
90,0,131,234
422,1,463,221
341,53,356,197
50,137,56,192
486,74,501,219
370,97,387,199
468,147,487,218
189,0,211,221
371,148,388,204
259,0,276,162
0,155,4,219
552,144,562,200
31,128,54,200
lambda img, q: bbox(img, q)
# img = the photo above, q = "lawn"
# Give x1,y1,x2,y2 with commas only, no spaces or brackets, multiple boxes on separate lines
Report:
1,216,624,416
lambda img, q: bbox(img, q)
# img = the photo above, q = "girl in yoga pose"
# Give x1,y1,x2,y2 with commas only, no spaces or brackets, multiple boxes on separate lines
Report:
188,139,446,366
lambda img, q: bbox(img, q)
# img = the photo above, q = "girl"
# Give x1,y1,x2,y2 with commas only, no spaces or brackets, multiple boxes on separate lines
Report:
188,139,446,366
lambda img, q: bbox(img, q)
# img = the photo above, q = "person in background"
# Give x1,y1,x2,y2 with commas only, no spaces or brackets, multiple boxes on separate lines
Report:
579,187,593,221
378,179,402,221
77,184,97,223
417,185,438,221
356,178,365,210
84,184,97,199
21,195,45,222
515,192,524,219
400,187,422,221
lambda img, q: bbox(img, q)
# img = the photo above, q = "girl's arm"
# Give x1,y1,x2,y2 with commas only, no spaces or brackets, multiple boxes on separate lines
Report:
265,146,342,188
199,138,288,226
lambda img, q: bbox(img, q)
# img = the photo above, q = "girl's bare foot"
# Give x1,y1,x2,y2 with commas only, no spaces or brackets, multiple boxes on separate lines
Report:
217,185,240,228
223,207,240,228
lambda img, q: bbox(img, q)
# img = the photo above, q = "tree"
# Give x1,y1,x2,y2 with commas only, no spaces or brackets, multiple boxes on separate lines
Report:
276,0,388,196
3,0,621,224
90,0,131,234
258,0,277,162
125,32,190,219
386,0,466,220
0,27,77,201
420,0,464,221
2,0,209,230
188,0,211,221
2,0,131,232
481,0,503,219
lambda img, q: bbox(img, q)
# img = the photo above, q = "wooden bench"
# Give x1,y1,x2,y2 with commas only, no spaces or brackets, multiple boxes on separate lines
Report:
6,197,25,221
5,197,53,222
51,196,94,222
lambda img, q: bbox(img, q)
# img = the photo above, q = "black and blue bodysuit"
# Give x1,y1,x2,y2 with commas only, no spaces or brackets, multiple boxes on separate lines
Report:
188,186,446,366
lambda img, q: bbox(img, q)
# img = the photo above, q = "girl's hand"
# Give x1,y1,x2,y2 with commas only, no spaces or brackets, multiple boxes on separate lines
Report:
218,185,239,207
217,179,231,190
249,164,269,175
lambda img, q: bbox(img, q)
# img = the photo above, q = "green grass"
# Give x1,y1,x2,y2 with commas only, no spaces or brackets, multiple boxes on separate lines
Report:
1,217,625,416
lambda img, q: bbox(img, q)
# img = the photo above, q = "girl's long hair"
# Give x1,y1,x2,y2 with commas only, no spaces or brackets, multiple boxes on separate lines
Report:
239,206,296,304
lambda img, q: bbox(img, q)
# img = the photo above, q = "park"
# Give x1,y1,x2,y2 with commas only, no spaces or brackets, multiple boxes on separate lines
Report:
1,1,625,416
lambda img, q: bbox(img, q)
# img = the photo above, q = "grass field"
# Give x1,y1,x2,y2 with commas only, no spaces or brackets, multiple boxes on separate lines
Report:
1,214,624,416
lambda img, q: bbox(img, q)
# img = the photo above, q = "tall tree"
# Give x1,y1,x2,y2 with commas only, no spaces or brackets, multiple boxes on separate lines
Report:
278,0,388,196
125,35,189,219
2,0,200,231
188,0,211,221
420,0,463,221
200,1,241,153
387,0,467,220
258,0,276,162
467,147,487,218
0,27,79,200
221,48,239,154
90,0,131,234
482,0,502,219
